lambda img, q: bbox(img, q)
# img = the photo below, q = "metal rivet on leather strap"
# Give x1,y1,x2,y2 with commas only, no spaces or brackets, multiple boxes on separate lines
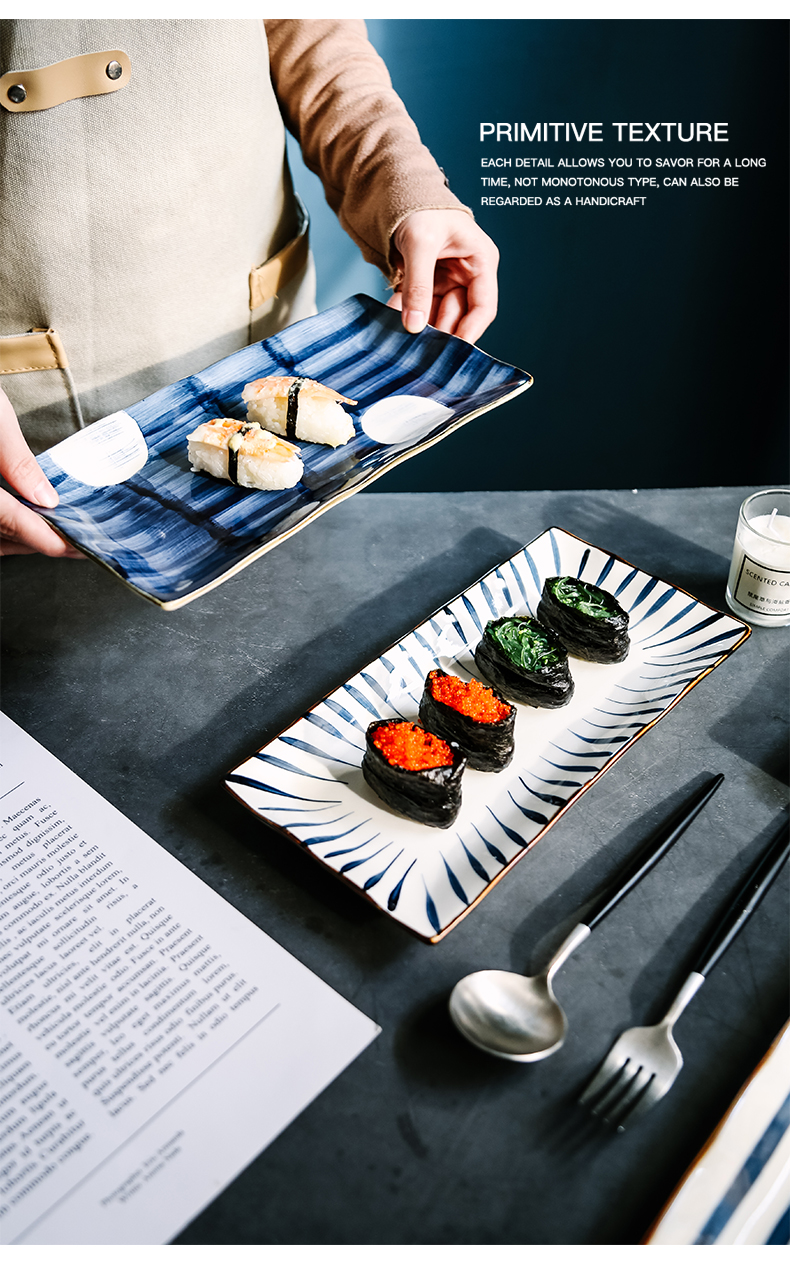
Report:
7,84,26,103
105,61,122,80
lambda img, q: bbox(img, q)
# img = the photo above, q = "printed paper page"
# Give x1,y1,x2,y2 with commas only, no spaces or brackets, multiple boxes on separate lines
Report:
0,713,379,1244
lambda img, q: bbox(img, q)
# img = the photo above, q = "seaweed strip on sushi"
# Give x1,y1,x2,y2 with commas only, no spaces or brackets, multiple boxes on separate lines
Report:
475,616,574,709
419,670,515,772
362,719,466,828
538,576,630,663
242,375,357,448
186,419,303,490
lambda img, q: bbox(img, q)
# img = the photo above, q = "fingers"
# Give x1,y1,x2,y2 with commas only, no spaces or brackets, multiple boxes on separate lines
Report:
0,387,81,557
397,233,441,335
455,263,499,345
433,286,467,335
0,539,83,558
4,455,59,509
0,489,82,557
0,393,59,510
391,210,500,343
387,288,444,328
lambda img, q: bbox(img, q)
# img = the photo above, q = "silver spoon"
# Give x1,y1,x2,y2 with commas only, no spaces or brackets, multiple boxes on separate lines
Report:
448,772,724,1062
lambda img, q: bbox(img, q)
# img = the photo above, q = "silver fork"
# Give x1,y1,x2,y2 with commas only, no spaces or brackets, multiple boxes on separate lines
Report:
579,815,790,1131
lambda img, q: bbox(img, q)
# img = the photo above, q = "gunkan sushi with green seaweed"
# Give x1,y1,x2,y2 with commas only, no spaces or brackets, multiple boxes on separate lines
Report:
474,616,574,709
537,576,630,663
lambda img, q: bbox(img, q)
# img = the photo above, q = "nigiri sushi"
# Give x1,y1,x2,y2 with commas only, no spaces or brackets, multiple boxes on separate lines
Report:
419,670,516,772
474,616,574,708
362,719,466,828
187,419,303,490
242,375,357,448
537,576,630,663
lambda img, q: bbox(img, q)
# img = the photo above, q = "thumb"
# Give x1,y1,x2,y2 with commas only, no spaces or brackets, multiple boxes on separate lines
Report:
0,389,58,508
398,236,438,335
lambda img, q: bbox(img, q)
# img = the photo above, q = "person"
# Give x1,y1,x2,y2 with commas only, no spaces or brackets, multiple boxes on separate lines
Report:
0,387,83,556
0,19,498,557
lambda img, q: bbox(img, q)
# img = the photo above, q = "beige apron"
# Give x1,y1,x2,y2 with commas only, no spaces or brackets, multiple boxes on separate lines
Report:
0,18,315,452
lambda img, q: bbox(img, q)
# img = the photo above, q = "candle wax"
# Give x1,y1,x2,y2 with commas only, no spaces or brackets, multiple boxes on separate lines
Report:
727,511,790,625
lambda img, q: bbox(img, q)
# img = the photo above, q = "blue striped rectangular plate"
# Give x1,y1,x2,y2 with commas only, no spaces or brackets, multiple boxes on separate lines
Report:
646,1021,790,1245
226,527,750,942
27,295,531,609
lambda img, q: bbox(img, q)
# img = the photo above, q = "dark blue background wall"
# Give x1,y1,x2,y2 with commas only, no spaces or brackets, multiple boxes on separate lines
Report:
287,19,788,492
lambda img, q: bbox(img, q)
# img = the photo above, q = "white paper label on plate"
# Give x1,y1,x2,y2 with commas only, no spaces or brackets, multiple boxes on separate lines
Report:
360,394,454,445
46,411,148,486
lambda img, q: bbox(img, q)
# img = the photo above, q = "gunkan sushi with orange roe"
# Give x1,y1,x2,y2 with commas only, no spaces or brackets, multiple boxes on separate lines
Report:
419,669,516,772
362,719,467,828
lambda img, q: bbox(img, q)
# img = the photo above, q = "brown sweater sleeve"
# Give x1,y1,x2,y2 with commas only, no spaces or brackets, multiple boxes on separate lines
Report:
264,18,472,282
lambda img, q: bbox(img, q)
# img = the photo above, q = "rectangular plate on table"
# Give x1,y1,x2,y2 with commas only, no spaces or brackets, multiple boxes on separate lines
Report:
646,1021,790,1245
226,527,750,942
28,295,531,609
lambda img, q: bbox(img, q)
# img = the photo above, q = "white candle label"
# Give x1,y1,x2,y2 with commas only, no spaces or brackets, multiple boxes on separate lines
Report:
733,552,790,617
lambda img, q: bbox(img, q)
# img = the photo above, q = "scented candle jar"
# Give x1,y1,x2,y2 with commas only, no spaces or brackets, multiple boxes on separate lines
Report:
726,489,790,627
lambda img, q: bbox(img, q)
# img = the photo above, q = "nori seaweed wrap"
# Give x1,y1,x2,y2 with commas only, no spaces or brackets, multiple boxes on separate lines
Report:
474,616,574,708
537,576,630,663
419,669,516,772
362,719,467,828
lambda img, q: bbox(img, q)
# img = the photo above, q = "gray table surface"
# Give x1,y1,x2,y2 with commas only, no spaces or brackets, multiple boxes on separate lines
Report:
1,487,788,1245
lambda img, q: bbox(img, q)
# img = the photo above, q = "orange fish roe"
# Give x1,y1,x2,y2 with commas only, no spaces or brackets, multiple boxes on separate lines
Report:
372,721,454,771
428,671,511,723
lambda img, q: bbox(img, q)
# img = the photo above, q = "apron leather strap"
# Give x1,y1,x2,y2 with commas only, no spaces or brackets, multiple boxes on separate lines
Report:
1,50,131,113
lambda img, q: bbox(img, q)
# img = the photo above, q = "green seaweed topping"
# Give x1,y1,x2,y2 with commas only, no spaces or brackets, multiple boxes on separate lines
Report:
549,577,618,619
488,617,561,671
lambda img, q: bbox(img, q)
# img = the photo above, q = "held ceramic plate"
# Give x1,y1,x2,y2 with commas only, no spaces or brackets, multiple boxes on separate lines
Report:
25,294,531,609
226,527,750,942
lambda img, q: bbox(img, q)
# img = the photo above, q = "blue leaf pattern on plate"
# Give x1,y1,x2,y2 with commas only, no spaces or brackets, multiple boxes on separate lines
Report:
226,527,749,941
30,295,531,608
